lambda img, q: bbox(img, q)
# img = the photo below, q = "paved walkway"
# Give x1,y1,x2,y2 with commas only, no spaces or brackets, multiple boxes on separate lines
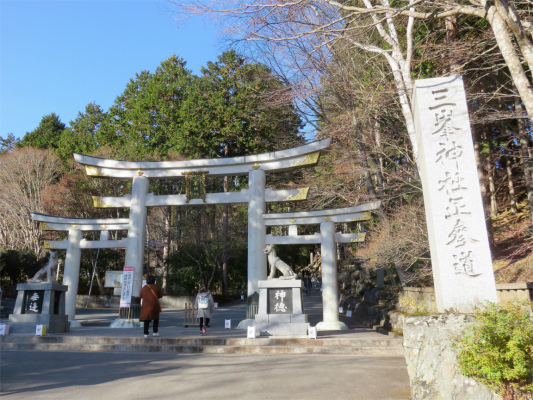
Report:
63,292,387,340
0,293,412,399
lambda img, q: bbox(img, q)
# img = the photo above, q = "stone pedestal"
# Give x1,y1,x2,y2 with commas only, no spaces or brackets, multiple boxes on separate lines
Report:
8,282,70,333
253,280,309,336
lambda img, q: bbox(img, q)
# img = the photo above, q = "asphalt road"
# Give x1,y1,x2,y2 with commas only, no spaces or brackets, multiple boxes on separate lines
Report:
1,351,411,400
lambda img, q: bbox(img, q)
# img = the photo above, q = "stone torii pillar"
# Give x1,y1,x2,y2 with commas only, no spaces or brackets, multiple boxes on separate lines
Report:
32,213,129,324
74,138,332,297
248,169,268,291
263,203,380,330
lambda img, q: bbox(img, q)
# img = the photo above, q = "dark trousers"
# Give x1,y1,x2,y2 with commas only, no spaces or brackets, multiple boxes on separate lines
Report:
143,319,159,335
199,317,210,330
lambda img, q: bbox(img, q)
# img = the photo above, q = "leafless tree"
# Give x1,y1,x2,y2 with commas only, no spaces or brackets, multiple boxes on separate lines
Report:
0,148,62,256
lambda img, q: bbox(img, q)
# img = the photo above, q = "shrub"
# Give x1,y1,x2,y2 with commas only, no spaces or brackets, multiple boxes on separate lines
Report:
456,301,533,399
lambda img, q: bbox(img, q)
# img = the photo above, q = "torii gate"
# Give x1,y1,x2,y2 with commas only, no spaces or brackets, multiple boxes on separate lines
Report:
263,203,380,330
32,213,129,323
74,138,332,299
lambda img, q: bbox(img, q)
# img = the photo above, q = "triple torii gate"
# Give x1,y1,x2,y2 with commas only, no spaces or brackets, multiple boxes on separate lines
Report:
74,139,332,299
263,203,380,330
32,213,129,324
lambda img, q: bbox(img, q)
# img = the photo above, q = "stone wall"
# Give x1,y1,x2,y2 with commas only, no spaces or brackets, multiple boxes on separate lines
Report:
339,297,407,334
398,284,533,313
403,314,502,400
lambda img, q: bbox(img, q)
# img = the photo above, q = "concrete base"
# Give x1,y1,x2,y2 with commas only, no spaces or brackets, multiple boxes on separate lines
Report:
8,314,70,334
316,321,348,331
109,318,142,328
69,320,82,328
254,322,309,336
253,279,309,337
236,319,254,330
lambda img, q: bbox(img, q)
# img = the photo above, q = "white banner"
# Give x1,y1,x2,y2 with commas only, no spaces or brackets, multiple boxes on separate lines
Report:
119,266,134,308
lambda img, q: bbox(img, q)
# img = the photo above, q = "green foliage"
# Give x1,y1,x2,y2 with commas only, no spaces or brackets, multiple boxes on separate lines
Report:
18,113,66,150
0,134,19,154
178,50,303,158
56,103,106,162
456,301,533,399
100,55,192,159
167,240,247,295
0,249,46,295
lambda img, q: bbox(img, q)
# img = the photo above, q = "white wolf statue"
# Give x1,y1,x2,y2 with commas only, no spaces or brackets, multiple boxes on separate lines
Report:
264,244,297,280
29,250,59,283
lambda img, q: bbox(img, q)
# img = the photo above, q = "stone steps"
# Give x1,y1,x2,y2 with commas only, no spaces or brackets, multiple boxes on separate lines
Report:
0,336,404,355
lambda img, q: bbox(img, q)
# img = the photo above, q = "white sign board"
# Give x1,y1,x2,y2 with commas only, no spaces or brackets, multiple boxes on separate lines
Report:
247,326,258,338
346,310,352,318
104,271,123,288
412,76,498,312
308,326,317,339
0,324,8,336
35,324,46,336
225,319,231,329
119,266,135,308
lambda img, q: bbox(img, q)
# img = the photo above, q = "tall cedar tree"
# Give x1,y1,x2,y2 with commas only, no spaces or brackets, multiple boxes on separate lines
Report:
18,113,65,150
99,55,192,160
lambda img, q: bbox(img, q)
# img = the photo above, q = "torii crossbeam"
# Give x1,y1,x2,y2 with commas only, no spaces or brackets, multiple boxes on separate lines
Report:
74,138,332,299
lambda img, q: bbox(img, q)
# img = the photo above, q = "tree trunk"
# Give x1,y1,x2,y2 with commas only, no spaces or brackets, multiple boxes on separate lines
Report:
95,265,105,295
445,16,461,74
162,206,171,293
516,96,533,229
485,3,533,120
483,127,498,218
506,156,518,214
493,0,533,71
195,207,201,244
474,128,497,251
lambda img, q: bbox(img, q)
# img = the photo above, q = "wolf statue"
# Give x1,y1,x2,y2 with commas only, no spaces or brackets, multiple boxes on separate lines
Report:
264,244,297,280
29,250,59,283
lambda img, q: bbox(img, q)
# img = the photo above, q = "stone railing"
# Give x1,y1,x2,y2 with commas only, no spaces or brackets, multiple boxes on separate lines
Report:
397,283,532,314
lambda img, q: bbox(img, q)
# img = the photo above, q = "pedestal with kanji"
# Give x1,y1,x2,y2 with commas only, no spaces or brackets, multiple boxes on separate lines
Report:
253,280,308,336
8,282,69,333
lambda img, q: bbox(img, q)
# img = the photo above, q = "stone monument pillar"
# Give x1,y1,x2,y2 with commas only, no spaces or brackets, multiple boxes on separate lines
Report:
412,76,498,312
317,220,347,330
248,169,267,296
63,228,82,324
253,280,309,336
126,175,149,299
8,282,69,333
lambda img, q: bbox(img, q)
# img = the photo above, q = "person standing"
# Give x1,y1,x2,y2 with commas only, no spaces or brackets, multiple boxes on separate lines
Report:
140,275,163,338
195,285,214,335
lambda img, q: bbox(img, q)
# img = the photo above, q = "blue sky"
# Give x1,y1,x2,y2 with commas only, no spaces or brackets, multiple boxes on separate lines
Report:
0,0,222,139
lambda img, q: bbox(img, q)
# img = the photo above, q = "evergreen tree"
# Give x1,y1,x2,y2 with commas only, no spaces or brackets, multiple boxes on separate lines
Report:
18,113,65,150
0,133,18,154
100,55,192,160
56,103,106,162
177,50,303,158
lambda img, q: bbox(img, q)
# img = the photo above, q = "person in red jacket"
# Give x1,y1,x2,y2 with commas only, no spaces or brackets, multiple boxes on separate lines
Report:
140,275,163,338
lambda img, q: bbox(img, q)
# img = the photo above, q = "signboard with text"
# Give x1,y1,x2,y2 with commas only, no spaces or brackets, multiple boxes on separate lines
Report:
119,266,134,308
